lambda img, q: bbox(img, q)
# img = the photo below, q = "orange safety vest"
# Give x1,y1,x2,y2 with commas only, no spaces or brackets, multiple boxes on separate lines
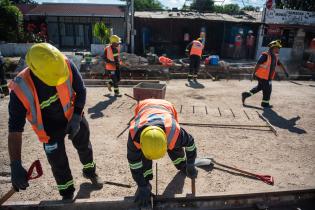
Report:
105,45,121,71
235,34,242,47
190,40,203,57
159,56,173,66
246,35,255,47
129,99,180,151
8,59,75,143
255,52,278,80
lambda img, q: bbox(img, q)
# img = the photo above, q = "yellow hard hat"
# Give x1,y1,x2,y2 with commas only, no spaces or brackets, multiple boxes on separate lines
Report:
26,43,68,86
268,40,282,49
110,35,121,44
140,126,167,160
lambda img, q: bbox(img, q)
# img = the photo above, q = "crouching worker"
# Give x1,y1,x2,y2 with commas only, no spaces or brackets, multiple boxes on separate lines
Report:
8,43,102,200
127,99,197,207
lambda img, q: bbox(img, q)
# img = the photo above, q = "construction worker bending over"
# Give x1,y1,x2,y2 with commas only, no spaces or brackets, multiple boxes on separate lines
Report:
127,99,197,207
104,35,122,97
242,40,289,108
8,43,102,200
185,38,204,81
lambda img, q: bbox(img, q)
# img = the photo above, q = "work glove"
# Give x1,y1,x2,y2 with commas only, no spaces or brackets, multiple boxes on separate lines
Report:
66,113,82,140
134,184,152,207
186,163,198,179
10,160,29,192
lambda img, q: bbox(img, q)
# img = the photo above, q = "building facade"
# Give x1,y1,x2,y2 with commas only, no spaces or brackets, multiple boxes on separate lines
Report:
23,3,129,50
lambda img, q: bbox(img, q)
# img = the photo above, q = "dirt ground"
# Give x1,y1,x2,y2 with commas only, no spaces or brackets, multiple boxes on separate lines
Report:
0,79,315,202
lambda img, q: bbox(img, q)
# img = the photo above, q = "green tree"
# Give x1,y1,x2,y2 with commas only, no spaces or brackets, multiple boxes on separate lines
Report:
276,0,315,12
190,0,214,12
241,5,259,11
134,0,163,11
0,0,24,42
92,22,110,44
10,0,37,4
222,4,240,15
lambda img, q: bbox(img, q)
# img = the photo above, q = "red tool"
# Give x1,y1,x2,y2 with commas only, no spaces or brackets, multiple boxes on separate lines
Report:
0,160,43,205
212,159,274,185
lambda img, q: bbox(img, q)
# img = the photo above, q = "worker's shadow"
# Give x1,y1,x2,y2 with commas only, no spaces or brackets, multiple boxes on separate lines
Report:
243,104,263,110
75,182,103,199
87,94,117,119
262,109,306,134
162,171,186,196
185,80,205,89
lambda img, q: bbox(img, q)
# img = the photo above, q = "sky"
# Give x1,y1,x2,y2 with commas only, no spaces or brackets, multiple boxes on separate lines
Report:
35,0,264,9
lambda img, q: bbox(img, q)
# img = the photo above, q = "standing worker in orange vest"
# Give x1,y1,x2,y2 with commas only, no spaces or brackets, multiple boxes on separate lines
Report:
8,43,102,200
246,30,255,59
104,35,122,97
241,40,289,108
185,38,204,81
233,31,243,59
127,99,197,207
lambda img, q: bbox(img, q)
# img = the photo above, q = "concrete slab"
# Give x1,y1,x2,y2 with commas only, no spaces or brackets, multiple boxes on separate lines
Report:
0,80,315,204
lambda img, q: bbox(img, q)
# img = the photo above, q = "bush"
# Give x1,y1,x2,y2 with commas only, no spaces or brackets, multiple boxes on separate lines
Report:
0,0,24,42
93,22,110,44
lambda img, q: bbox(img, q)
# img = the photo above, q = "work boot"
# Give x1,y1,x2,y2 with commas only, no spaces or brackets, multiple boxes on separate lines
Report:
241,92,251,105
83,172,103,189
107,82,112,92
62,193,74,201
261,102,273,109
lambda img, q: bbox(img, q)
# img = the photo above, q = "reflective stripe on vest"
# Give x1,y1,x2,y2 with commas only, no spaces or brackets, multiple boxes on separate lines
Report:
8,58,74,143
190,40,203,57
105,45,121,71
129,99,180,151
255,52,277,80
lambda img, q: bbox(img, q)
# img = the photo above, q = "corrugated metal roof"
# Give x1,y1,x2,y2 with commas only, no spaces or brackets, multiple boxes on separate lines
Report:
26,3,125,17
16,4,38,15
135,11,262,23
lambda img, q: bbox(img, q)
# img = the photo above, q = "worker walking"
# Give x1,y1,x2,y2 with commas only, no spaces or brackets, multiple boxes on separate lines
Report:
185,38,204,81
242,40,289,108
8,43,102,200
104,35,122,97
127,99,197,207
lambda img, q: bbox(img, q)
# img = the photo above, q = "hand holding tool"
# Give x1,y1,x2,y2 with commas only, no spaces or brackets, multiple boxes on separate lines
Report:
66,113,82,139
0,160,43,205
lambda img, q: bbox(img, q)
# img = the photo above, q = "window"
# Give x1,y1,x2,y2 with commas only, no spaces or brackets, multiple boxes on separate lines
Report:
65,23,73,36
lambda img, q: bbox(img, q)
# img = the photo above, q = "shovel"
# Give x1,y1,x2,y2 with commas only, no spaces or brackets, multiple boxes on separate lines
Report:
194,157,274,185
0,160,43,205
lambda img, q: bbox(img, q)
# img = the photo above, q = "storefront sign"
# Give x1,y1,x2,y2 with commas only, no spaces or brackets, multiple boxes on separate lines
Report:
267,26,282,35
265,9,315,26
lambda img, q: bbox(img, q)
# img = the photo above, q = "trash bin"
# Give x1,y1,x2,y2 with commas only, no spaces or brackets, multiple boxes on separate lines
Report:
133,82,166,101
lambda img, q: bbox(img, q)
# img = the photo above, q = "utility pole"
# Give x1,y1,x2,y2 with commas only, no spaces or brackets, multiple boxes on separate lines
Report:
131,0,135,54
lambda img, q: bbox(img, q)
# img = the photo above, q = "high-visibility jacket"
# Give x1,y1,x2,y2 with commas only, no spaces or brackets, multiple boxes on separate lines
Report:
190,40,203,57
8,59,75,143
255,52,278,80
246,35,255,47
104,45,121,71
235,34,242,47
129,99,180,151
159,56,173,66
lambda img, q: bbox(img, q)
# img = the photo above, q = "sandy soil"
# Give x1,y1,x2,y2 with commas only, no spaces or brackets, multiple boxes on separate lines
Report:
0,79,314,202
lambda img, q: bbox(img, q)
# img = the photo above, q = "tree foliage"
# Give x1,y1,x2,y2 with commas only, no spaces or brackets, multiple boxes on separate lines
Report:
213,4,242,15
190,0,214,12
0,0,24,42
275,0,315,12
242,5,260,11
10,0,37,4
134,0,163,11
93,22,110,44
